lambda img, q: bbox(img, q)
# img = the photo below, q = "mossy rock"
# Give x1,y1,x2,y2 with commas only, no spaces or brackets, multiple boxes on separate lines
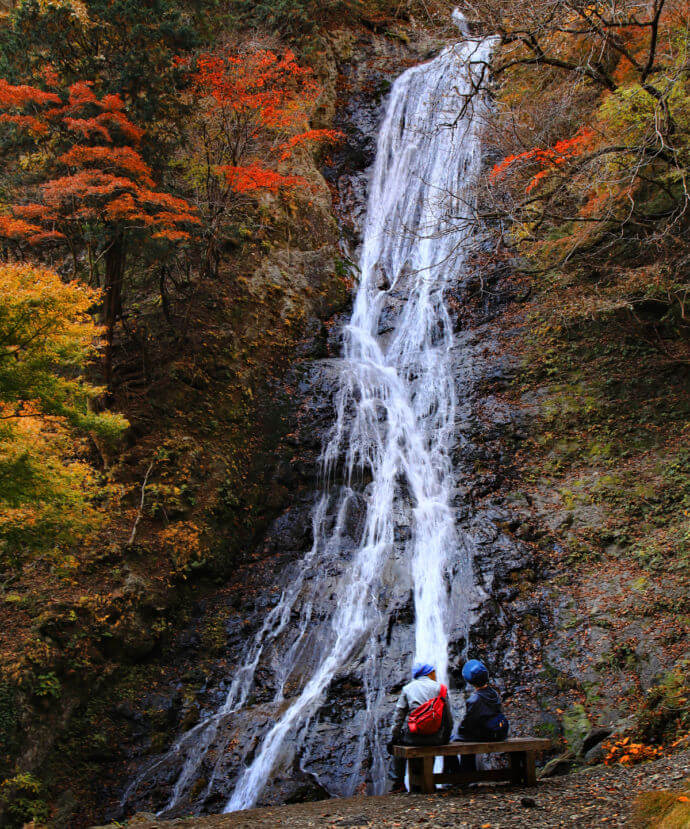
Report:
562,703,591,754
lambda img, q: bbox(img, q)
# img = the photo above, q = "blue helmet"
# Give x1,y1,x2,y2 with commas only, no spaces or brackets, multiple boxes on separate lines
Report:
462,659,489,686
412,661,435,679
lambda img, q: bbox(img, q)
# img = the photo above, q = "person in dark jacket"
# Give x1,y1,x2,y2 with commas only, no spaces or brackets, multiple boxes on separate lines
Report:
387,661,453,792
455,659,509,772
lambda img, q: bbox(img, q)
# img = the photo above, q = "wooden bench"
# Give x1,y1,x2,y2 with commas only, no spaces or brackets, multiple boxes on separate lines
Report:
393,737,551,793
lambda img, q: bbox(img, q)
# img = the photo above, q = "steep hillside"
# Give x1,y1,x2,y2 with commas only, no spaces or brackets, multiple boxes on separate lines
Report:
0,3,451,825
462,0,689,762
0,1,687,826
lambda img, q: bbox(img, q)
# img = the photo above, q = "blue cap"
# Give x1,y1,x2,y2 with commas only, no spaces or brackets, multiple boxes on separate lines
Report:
462,659,489,686
412,661,435,679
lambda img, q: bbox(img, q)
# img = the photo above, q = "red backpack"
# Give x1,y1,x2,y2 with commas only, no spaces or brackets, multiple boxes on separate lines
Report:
407,684,447,735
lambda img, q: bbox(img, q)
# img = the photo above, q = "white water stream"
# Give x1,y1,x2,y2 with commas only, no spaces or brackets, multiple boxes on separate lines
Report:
122,15,492,816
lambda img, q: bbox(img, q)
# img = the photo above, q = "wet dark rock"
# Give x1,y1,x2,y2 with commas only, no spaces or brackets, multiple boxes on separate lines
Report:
112,702,141,722
283,779,330,805
296,317,329,358
114,28,555,822
581,727,613,756
584,742,608,766
180,630,201,651
143,693,180,728
261,506,314,555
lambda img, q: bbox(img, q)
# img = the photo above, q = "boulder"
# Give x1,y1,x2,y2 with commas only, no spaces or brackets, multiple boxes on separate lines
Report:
538,750,575,778
581,726,613,756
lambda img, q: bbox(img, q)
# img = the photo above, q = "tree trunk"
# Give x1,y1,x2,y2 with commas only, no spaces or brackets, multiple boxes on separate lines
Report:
103,231,125,391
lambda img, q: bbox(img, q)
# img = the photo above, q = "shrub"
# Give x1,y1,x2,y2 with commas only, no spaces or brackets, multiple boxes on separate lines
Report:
0,772,49,828
633,785,690,829
637,663,690,745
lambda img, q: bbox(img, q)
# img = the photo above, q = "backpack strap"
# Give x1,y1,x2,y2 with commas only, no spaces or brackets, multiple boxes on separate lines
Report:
440,683,448,698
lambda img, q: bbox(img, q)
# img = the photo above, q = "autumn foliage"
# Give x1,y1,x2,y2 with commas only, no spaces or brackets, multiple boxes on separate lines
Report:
0,77,200,249
0,262,125,566
603,736,663,765
473,0,690,366
185,48,340,195
490,127,595,193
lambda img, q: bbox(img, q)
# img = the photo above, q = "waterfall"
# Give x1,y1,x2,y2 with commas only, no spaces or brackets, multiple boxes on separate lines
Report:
121,16,493,817
224,20,492,812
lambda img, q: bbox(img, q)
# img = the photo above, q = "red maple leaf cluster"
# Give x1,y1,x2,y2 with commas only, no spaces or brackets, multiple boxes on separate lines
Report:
0,74,199,246
490,127,595,193
184,48,341,195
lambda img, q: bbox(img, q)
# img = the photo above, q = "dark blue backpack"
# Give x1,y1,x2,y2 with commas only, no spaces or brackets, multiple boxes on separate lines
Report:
485,713,509,741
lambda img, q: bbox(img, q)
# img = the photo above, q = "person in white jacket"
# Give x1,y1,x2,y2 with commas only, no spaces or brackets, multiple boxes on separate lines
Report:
387,661,453,792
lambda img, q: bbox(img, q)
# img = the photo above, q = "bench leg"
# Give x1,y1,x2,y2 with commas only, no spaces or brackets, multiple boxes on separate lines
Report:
510,751,525,784
524,751,537,786
408,758,423,791
421,756,435,793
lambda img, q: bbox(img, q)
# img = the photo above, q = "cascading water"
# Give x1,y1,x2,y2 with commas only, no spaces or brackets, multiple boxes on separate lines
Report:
122,15,493,816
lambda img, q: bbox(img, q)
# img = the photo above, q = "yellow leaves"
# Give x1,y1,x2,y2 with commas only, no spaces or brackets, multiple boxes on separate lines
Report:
159,521,203,573
18,149,50,172
0,261,102,363
0,262,125,567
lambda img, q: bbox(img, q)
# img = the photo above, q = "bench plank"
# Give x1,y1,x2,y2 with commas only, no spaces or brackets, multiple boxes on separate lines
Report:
392,737,550,758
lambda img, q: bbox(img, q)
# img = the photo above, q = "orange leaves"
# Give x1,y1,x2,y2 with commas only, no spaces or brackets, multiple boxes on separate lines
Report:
0,113,50,135
149,210,201,226
0,78,145,150
0,79,136,142
152,228,192,242
98,110,144,143
184,47,341,198
98,93,126,113
603,736,663,765
0,78,61,108
63,97,143,144
4,209,66,245
137,189,196,213
220,163,308,195
58,145,155,185
191,48,319,124
67,80,98,108
12,204,57,221
41,170,139,204
490,127,595,192
33,169,199,237
104,193,147,222
0,72,199,248
40,64,60,89
278,128,341,161
0,216,42,238
27,230,67,245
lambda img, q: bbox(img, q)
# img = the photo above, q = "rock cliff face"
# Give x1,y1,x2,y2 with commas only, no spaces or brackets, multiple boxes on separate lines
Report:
98,17,688,827
109,25,555,821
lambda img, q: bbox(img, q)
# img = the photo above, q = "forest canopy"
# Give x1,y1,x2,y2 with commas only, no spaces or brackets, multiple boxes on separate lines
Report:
467,0,690,363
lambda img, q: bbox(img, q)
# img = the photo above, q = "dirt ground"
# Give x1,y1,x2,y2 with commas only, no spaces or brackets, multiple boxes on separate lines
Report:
112,749,690,828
